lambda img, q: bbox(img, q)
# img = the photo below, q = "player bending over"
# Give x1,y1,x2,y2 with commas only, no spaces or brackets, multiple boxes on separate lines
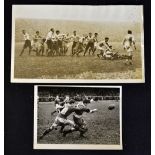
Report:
62,100,97,138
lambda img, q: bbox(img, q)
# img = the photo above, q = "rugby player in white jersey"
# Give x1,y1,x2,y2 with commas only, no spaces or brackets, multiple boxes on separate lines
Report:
97,37,114,59
31,31,42,55
123,30,136,65
19,30,32,56
55,30,64,55
83,32,95,56
92,33,99,55
45,28,54,55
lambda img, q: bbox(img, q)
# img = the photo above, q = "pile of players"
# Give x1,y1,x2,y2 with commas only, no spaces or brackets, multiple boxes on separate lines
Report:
39,95,97,139
20,29,136,65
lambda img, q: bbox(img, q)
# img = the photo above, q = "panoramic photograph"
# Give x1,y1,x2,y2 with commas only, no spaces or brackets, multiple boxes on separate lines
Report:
11,5,144,83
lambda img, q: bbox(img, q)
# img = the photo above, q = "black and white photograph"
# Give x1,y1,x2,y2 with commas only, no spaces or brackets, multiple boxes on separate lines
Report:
11,5,144,83
34,85,122,150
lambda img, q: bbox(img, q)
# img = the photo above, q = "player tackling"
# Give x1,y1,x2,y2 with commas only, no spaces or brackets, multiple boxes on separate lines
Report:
39,98,97,139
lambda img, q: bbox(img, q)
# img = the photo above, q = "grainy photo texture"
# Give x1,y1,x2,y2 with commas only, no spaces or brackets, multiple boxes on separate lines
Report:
11,5,144,83
34,86,122,150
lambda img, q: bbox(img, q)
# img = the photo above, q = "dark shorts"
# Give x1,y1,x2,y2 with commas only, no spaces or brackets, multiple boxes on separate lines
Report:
52,41,58,50
86,42,94,51
73,115,84,126
23,40,31,49
46,40,52,49
57,40,63,48
72,41,77,49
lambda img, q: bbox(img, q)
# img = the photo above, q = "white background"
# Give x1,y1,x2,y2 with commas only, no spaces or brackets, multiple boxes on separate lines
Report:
0,1,153,155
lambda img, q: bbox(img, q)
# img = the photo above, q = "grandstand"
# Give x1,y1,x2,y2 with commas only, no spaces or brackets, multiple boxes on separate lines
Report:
38,87,120,102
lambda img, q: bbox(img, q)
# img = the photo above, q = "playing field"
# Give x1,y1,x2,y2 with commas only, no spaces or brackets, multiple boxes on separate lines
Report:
13,42,142,80
37,100,120,144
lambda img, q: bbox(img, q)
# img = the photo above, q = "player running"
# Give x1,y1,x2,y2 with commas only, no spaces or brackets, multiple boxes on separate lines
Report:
39,99,77,139
123,30,136,65
19,30,32,56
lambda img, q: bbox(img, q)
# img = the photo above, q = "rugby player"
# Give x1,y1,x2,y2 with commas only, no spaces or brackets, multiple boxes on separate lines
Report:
45,28,54,55
123,30,136,65
71,31,79,55
55,30,64,56
19,30,32,56
83,32,95,56
72,36,85,56
92,33,99,55
97,37,112,58
61,33,70,55
31,31,42,55
62,99,97,137
51,95,65,115
39,99,77,139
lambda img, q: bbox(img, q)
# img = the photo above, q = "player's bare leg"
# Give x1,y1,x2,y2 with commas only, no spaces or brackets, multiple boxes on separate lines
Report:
59,125,65,133
19,48,25,56
28,47,32,56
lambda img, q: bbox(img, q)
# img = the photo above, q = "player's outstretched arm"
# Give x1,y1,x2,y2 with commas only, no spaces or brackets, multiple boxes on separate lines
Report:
90,109,98,113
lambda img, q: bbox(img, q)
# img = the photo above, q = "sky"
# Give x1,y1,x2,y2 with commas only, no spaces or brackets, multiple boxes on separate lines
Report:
13,5,143,22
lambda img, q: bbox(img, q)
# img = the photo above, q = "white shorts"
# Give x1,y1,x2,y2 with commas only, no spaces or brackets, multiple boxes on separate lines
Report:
124,45,133,56
52,116,75,128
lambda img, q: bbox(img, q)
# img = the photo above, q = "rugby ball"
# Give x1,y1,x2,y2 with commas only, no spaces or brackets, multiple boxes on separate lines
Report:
108,104,115,110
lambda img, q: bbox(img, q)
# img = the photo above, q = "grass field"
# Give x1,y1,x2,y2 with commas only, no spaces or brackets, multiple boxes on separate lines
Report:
14,42,142,79
37,100,120,144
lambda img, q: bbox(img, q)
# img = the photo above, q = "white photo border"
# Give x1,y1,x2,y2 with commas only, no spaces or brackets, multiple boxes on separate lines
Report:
33,85,123,150
11,5,145,83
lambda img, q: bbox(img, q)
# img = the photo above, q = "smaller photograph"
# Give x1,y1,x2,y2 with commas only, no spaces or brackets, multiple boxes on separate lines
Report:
34,85,122,150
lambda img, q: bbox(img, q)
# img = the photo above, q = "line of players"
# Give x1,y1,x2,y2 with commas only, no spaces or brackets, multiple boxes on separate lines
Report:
39,95,97,139
20,29,136,65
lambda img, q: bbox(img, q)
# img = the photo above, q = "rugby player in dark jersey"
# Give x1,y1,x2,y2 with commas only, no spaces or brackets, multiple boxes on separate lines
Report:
62,99,97,137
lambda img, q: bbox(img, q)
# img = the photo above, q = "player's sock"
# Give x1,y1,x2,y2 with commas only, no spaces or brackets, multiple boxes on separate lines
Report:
39,128,52,139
